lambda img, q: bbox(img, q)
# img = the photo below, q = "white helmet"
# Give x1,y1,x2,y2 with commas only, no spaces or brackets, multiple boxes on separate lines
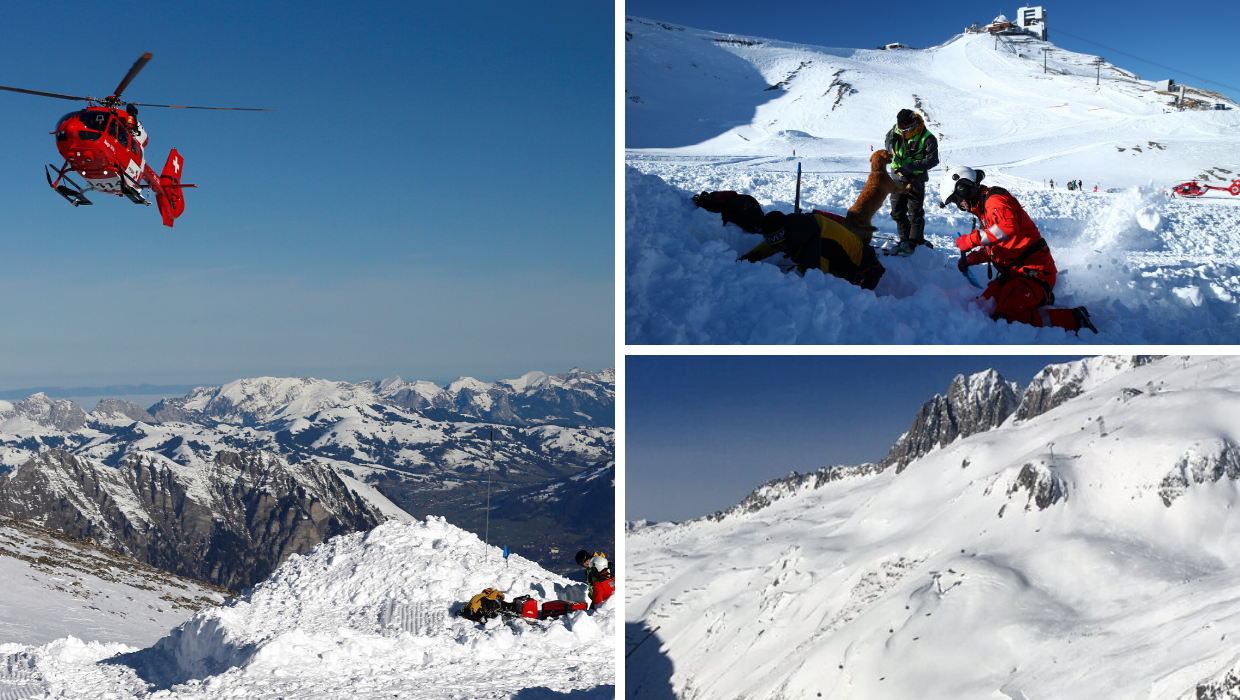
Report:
939,166,984,210
590,555,609,572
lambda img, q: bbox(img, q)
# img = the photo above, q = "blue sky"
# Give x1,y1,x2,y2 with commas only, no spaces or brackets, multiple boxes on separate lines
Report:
0,1,612,389
626,355,1087,522
622,0,1240,105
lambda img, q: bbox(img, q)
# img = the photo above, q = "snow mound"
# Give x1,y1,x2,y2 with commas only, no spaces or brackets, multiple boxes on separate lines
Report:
7,517,614,698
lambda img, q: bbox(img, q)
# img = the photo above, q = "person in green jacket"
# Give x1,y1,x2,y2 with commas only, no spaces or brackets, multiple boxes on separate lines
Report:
884,109,940,254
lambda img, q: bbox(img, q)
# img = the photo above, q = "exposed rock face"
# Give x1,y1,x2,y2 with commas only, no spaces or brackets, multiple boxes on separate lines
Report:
0,449,385,590
1158,441,1240,507
882,369,1022,472
1015,355,1163,422
1006,462,1068,511
91,398,157,424
147,388,218,425
0,393,88,432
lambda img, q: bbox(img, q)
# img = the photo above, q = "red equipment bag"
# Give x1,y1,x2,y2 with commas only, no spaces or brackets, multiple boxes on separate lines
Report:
507,595,539,619
539,600,589,619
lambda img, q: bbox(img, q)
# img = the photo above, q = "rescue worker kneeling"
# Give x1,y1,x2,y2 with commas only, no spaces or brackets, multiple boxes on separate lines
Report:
739,210,885,290
940,166,1097,334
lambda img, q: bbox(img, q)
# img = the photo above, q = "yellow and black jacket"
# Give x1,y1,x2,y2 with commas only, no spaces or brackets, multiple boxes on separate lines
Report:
741,212,882,288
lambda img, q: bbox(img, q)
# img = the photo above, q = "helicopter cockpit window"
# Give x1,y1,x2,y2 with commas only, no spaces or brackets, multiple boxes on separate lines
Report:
106,118,130,149
55,111,80,131
78,111,109,133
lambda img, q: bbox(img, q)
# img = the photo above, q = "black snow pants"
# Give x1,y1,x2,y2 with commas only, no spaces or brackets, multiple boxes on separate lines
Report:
890,179,927,246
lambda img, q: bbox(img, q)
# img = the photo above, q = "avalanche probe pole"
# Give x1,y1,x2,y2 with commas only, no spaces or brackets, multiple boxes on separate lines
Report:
794,162,802,214
485,430,493,562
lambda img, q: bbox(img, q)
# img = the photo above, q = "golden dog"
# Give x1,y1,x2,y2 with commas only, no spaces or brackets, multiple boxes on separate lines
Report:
844,149,911,244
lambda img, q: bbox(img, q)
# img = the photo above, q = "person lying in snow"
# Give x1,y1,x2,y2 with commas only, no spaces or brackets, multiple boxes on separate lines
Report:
738,211,885,290
575,549,615,608
940,166,1097,334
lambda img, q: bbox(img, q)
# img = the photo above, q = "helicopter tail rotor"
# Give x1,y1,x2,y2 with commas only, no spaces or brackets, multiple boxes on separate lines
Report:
155,149,190,227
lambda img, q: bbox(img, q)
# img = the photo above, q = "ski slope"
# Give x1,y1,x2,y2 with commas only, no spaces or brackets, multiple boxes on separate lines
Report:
625,18,1240,343
2,517,615,699
626,356,1240,699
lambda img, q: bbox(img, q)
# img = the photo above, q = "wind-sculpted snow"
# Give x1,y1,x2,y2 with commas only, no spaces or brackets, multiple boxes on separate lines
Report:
627,356,1240,700
625,18,1240,344
1,517,614,698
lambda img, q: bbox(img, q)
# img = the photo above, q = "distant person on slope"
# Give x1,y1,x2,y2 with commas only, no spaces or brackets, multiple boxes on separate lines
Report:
885,109,940,254
738,211,885,290
576,550,615,608
940,166,1098,334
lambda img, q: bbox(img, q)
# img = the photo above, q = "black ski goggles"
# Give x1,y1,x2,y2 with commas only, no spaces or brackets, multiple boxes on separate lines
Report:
897,121,919,135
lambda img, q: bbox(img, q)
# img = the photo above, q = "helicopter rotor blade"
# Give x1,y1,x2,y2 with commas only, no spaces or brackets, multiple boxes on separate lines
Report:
128,102,275,111
112,52,153,98
0,84,89,101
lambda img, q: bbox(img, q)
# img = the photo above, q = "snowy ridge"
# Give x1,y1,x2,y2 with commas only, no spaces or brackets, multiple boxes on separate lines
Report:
628,355,1240,699
626,17,1240,343
4,517,615,698
0,514,229,648
1014,354,1163,420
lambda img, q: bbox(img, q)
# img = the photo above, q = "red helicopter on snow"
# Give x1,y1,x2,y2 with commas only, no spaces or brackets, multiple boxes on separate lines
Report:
0,53,271,227
1172,179,1240,199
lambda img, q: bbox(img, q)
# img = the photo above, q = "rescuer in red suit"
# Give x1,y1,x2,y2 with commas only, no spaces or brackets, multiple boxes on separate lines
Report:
575,549,615,608
940,166,1097,334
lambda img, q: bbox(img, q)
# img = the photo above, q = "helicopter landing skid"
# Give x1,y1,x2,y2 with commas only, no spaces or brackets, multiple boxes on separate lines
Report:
45,164,93,207
119,176,151,206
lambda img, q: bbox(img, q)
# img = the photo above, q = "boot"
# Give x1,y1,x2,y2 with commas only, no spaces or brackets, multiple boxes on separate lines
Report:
1072,307,1098,334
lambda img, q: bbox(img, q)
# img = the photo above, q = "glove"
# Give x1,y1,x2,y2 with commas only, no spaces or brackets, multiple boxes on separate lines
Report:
957,256,970,273
955,231,979,251
894,167,909,178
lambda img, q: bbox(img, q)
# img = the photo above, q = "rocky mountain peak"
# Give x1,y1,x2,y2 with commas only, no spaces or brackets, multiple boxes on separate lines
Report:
882,368,1022,472
0,393,87,432
1014,355,1163,422
91,398,157,425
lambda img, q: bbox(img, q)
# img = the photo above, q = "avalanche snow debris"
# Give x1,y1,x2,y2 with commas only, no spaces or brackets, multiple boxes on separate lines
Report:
7,517,614,698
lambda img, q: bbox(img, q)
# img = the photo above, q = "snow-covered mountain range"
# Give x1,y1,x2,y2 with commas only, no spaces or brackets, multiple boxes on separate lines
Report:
627,355,1240,699
3,517,615,698
625,16,1240,343
0,368,614,583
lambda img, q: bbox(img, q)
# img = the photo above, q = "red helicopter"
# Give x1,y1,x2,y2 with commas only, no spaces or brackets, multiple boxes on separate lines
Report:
1172,179,1240,199
0,53,271,226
